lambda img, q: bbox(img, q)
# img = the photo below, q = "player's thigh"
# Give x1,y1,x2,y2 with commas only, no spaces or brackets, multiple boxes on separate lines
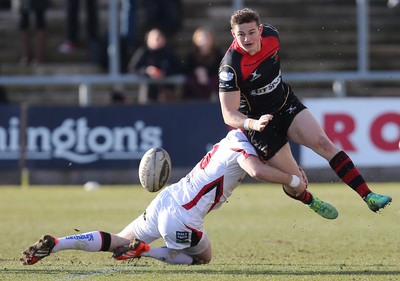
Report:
288,109,338,158
117,220,137,240
267,142,300,174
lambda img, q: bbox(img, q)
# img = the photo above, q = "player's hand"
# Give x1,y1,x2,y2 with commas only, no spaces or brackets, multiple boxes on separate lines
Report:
253,114,273,132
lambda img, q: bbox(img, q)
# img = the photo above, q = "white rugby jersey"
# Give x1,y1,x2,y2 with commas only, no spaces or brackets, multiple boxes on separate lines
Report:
167,129,258,221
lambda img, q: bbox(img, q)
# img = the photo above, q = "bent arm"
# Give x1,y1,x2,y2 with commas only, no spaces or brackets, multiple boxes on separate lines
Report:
219,91,273,131
219,90,246,128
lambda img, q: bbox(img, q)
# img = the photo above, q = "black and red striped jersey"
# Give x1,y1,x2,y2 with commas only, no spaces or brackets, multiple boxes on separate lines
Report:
219,24,288,117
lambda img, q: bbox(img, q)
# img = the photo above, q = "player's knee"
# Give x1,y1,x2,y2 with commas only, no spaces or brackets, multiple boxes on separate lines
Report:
313,135,337,156
191,244,212,265
192,255,212,265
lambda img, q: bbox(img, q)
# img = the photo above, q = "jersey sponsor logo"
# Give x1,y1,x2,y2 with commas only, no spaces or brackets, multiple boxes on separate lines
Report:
250,69,261,82
219,71,234,81
250,71,281,96
176,231,190,243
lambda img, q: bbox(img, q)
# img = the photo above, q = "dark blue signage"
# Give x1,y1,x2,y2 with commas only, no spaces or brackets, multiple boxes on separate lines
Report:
0,103,229,170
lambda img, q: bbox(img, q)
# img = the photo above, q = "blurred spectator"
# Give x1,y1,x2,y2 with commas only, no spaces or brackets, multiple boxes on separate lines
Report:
118,0,139,73
0,86,9,104
128,28,183,104
120,0,138,47
142,0,183,38
183,27,223,102
110,91,128,104
0,0,10,9
17,0,49,65
58,0,99,62
100,0,141,73
388,0,399,8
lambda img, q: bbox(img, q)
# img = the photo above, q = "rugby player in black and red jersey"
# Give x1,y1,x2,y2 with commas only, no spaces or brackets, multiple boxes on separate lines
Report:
218,7,391,212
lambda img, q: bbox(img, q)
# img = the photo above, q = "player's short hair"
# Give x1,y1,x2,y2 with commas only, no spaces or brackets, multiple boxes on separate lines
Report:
230,8,260,28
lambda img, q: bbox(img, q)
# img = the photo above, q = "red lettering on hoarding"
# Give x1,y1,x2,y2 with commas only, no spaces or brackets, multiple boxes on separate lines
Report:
370,112,400,151
324,114,356,151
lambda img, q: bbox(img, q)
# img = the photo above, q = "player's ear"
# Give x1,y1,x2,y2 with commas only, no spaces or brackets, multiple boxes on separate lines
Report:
258,25,263,35
231,29,235,38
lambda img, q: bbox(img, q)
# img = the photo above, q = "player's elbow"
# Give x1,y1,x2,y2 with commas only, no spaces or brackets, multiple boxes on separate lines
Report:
247,167,263,180
220,111,232,125
220,107,237,126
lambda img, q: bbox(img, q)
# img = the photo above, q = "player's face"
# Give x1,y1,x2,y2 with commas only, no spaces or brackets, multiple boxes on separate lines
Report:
231,22,262,55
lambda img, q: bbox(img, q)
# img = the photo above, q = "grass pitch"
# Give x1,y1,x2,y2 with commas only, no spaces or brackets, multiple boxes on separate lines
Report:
0,183,398,281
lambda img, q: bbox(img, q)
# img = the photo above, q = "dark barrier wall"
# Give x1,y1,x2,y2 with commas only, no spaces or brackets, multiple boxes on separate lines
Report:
0,103,302,184
0,103,231,170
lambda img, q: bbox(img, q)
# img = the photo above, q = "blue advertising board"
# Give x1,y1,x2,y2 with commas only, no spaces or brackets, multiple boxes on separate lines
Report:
0,103,229,170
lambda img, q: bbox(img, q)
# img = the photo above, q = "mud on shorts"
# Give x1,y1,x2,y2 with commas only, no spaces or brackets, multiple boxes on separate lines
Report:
246,87,307,161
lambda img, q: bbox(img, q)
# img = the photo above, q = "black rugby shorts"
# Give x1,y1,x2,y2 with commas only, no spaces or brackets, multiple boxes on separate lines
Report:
247,90,306,161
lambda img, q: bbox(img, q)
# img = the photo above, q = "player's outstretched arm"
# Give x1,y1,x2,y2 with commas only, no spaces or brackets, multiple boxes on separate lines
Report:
241,155,307,192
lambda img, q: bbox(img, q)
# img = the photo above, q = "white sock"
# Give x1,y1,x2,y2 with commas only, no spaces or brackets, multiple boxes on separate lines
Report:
52,231,104,253
142,246,193,265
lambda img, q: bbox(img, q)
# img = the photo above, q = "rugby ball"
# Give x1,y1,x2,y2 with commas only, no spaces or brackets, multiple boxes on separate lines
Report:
138,147,171,192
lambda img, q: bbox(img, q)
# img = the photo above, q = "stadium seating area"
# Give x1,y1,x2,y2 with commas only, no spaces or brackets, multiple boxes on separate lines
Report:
0,0,399,104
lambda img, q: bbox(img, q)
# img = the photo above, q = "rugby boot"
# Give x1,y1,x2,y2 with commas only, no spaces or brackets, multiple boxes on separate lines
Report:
307,197,339,220
20,235,58,265
112,238,150,260
363,192,392,212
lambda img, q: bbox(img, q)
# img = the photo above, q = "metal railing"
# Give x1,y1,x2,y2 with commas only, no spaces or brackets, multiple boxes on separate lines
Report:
0,0,399,105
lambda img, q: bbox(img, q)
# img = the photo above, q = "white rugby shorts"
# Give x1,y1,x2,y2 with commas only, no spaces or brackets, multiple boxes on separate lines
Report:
129,188,210,255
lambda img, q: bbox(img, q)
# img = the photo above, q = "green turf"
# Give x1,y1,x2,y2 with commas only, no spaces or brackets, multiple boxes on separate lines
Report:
1,183,398,281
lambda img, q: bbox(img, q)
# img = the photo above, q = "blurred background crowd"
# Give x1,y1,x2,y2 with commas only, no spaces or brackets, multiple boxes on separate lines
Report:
0,0,399,106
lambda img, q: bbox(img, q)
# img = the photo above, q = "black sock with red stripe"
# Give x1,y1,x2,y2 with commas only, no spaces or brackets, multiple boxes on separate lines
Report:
329,151,371,198
282,186,313,205
99,231,111,251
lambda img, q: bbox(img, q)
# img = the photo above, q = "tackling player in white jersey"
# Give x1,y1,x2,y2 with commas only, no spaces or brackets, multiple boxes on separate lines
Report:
20,129,337,266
